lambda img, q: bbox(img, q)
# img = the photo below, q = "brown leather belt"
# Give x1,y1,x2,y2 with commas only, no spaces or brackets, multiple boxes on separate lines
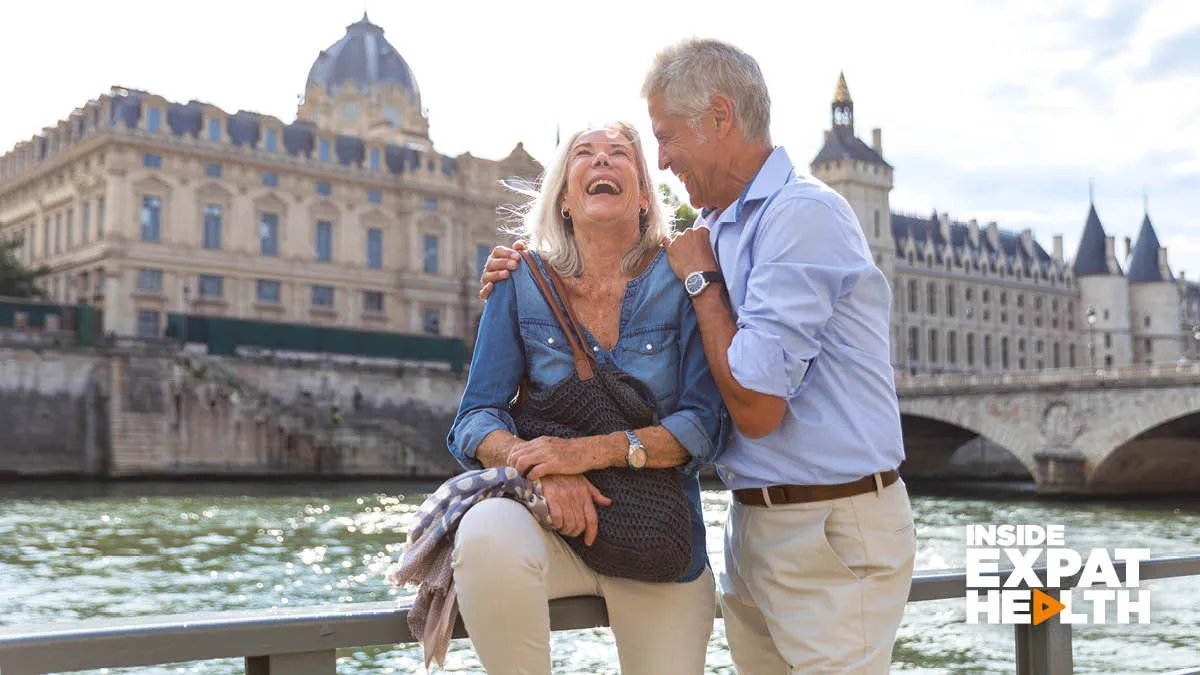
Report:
733,470,900,507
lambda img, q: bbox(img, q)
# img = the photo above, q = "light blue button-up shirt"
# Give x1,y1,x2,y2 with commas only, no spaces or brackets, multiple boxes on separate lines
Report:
704,146,905,489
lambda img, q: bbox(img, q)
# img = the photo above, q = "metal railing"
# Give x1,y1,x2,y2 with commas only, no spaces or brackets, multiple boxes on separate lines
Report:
1,555,1199,675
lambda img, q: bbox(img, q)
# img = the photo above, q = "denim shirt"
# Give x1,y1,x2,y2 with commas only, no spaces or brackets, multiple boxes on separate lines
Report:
447,248,730,582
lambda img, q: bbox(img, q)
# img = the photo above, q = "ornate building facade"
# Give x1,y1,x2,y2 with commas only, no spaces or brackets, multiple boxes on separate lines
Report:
811,74,1200,373
0,14,541,340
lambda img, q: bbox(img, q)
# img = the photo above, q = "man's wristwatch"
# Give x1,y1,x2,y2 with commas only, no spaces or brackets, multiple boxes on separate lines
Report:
623,430,647,470
684,270,724,298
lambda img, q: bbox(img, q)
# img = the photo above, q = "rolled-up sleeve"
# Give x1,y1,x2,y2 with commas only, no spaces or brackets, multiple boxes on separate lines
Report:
727,195,867,399
446,276,525,470
661,293,731,475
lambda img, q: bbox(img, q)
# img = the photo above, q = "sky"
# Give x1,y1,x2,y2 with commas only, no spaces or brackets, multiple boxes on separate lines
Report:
2,0,1199,278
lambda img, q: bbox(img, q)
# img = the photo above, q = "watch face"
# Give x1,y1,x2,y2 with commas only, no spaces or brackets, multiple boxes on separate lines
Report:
629,447,647,469
685,273,703,295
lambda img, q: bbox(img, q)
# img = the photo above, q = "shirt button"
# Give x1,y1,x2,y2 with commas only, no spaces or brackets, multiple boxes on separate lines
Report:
547,338,555,345
592,345,599,352
645,343,653,350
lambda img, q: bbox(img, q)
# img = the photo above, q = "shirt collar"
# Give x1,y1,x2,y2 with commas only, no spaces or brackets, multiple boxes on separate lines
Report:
714,146,794,226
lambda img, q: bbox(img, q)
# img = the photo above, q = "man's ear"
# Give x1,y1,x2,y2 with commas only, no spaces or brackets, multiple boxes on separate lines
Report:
709,93,736,139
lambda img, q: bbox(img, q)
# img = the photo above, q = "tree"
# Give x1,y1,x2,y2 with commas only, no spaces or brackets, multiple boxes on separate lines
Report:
659,183,699,232
0,232,50,298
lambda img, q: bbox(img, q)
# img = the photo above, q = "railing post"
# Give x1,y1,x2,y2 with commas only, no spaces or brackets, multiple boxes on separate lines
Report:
1014,601,1073,675
245,650,336,675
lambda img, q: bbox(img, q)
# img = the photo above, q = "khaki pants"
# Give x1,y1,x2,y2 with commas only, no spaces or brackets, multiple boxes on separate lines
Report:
452,497,716,675
720,478,916,674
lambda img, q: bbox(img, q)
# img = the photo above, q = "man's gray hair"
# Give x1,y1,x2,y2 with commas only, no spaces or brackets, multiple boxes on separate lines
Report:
642,38,772,142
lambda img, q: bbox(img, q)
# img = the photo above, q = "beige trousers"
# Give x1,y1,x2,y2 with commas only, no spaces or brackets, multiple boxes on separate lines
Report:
720,478,916,675
452,497,716,675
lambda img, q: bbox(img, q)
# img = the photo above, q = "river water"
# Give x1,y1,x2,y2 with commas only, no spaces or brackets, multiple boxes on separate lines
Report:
1,481,1198,674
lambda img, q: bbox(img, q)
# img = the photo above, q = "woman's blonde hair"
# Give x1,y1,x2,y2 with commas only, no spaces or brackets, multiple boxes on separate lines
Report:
503,121,671,278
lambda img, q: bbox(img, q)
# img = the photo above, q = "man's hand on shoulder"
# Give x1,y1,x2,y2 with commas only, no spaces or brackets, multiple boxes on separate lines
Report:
661,226,718,282
479,241,526,300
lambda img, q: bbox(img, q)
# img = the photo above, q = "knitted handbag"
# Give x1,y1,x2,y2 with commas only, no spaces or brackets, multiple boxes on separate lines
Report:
510,251,693,583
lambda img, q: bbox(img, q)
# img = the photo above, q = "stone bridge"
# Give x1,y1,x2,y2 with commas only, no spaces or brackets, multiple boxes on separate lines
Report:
896,363,1200,495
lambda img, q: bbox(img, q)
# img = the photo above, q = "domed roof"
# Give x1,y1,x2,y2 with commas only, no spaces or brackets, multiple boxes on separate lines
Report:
306,13,420,99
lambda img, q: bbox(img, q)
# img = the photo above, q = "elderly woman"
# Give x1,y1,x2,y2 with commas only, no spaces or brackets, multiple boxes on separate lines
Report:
446,122,728,674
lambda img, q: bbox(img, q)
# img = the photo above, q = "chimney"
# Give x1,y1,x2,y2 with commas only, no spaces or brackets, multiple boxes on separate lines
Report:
987,221,999,247
939,212,950,242
1020,228,1034,256
1124,236,1132,260
1105,236,1116,272
1053,235,1063,262
872,128,882,154
1158,247,1170,277
968,218,980,245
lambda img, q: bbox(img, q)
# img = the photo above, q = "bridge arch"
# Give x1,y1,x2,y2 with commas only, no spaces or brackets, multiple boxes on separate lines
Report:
897,403,1034,480
1088,407,1200,494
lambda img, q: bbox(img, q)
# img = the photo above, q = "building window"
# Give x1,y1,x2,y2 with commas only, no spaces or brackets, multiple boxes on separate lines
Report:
312,285,334,308
423,308,441,334
265,130,278,151
1145,338,1152,353
907,280,918,313
203,205,222,249
928,329,939,364
946,284,956,317
198,274,223,298
141,196,162,242
366,189,382,204
369,149,380,171
207,119,221,141
477,244,491,278
256,279,280,304
926,282,937,315
1017,294,1025,309
984,335,993,367
873,210,880,239
1103,309,1110,320
82,202,90,243
262,171,278,187
147,107,161,132
367,228,382,269
205,163,222,178
260,212,279,256
143,153,162,169
423,234,439,274
137,310,160,338
1104,333,1112,348
42,218,50,258
315,220,333,262
316,181,332,196
363,290,384,314
319,139,331,162
1069,344,1077,367
967,334,975,366
907,327,919,363
97,196,105,238
137,268,163,293
1001,337,1010,369
423,197,437,212
1053,343,1061,368
1144,316,1151,328
66,209,73,249
948,330,957,365
1105,355,1114,367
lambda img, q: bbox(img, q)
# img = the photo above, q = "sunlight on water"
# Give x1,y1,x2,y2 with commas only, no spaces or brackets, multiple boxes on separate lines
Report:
1,482,1198,674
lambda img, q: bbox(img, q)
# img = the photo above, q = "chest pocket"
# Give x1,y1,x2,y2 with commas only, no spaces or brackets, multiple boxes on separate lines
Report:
519,319,574,390
619,326,680,408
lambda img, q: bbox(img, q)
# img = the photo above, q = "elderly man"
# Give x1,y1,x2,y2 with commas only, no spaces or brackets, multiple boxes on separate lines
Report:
481,38,915,674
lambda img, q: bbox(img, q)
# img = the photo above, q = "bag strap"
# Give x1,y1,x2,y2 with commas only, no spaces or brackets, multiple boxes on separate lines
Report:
519,251,594,381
